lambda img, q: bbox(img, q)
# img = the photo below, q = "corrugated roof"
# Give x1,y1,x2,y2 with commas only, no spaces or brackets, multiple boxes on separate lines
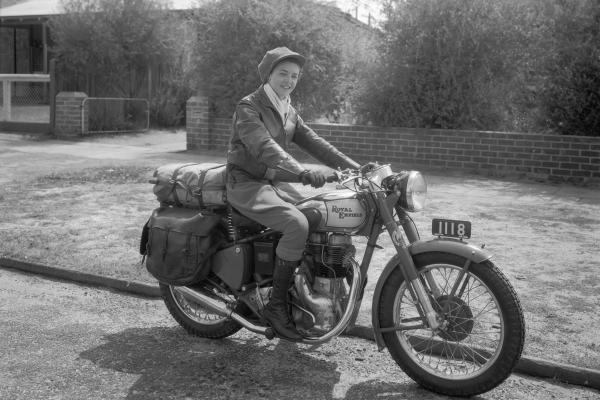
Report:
0,0,204,19
0,0,61,18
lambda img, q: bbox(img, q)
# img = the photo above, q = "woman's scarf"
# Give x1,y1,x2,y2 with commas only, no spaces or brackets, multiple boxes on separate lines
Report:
264,83,290,124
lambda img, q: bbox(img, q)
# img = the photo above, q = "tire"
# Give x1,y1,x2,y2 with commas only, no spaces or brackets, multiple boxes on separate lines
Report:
378,252,525,397
160,283,242,339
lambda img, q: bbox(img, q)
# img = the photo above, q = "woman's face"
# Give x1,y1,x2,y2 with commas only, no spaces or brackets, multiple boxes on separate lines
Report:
268,61,301,99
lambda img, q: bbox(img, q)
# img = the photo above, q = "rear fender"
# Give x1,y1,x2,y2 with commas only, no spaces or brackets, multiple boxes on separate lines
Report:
370,238,492,351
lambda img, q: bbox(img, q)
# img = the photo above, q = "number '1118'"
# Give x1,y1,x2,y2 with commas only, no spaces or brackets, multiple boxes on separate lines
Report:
438,221,467,237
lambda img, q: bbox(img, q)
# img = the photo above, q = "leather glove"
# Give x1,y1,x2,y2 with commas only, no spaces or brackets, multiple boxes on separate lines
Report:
300,169,326,188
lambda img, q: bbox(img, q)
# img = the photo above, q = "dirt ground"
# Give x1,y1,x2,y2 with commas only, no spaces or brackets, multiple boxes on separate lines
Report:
3,267,599,400
0,130,599,372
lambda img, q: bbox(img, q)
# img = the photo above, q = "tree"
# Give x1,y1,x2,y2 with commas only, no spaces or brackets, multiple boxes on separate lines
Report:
49,0,191,126
537,0,600,136
355,0,550,131
187,0,352,119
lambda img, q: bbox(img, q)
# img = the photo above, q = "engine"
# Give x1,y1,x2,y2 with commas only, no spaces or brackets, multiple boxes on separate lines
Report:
306,232,355,278
291,232,356,335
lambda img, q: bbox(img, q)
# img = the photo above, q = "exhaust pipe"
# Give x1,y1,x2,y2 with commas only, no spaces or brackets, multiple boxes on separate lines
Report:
172,286,273,338
173,259,361,344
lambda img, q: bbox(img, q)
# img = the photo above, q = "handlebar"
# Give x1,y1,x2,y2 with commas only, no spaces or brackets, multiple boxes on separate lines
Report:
326,174,338,183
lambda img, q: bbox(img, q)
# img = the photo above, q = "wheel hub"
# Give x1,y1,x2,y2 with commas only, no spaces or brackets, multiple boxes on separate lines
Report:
433,295,474,341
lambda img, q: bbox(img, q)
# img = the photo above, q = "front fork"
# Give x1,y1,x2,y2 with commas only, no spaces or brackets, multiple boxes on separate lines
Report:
376,191,441,330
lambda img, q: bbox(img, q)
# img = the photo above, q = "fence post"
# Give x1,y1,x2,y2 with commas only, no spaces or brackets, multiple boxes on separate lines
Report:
186,94,213,150
54,91,87,138
2,80,11,121
49,59,56,133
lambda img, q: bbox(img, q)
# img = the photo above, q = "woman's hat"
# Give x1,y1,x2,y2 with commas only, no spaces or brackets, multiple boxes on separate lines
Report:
258,47,305,83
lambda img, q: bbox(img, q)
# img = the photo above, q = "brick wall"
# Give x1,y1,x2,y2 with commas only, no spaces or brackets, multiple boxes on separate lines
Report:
186,97,600,184
54,92,87,138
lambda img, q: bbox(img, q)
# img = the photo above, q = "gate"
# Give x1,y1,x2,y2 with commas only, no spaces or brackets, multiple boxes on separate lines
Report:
81,97,149,135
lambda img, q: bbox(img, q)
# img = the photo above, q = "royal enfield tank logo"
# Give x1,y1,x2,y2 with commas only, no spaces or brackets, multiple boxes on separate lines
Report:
326,199,366,229
331,205,363,219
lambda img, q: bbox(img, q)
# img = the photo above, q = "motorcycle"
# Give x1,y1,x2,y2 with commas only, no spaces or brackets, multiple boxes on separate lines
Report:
147,163,525,397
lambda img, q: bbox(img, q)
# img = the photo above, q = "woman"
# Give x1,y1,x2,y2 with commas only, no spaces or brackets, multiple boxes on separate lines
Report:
226,47,360,340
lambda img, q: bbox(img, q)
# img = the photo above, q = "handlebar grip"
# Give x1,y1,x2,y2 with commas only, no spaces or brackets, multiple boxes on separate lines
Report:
326,174,338,183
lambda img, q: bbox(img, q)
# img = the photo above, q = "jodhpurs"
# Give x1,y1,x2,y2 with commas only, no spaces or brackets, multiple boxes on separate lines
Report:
226,179,307,261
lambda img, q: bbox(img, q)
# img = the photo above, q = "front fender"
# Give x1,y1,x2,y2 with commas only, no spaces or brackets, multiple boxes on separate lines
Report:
370,238,493,351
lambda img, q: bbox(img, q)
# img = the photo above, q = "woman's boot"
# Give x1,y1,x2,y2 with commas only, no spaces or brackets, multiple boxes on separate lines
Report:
263,257,303,340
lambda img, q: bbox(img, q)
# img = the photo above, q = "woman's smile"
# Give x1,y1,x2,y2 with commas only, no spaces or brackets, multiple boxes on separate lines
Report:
268,61,301,99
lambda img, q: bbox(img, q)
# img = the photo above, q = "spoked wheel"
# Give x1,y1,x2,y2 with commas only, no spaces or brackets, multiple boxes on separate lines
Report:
160,282,242,339
378,252,525,397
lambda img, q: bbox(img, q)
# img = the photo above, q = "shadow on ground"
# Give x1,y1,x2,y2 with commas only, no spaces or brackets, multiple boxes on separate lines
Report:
79,327,445,400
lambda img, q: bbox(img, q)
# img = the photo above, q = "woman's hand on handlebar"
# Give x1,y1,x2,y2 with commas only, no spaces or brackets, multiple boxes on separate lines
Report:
326,173,338,183
300,169,327,188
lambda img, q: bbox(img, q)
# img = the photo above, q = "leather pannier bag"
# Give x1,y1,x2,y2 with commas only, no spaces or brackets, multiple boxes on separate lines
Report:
150,163,227,209
143,206,223,285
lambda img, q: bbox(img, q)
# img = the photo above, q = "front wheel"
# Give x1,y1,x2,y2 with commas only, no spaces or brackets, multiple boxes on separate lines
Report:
160,283,242,339
378,252,525,397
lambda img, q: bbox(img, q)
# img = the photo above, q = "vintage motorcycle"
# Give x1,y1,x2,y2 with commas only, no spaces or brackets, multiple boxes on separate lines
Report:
142,163,525,397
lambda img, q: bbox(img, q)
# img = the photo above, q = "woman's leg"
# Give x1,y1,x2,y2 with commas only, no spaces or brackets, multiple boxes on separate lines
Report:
226,180,307,340
226,180,309,261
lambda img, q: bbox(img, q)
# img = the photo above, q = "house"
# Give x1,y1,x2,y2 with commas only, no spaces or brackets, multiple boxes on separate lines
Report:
0,0,202,132
0,0,207,75
0,0,57,74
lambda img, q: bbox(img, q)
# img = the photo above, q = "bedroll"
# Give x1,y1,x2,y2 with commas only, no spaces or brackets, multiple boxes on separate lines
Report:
150,163,227,209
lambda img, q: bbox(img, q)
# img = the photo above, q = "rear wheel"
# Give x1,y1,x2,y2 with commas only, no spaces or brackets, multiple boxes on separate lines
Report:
378,252,525,397
160,282,242,339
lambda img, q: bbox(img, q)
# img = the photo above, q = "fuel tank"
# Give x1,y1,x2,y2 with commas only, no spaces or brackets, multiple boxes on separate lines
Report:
297,189,368,233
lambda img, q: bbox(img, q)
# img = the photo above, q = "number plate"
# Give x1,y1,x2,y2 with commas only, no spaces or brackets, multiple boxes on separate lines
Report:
432,219,471,238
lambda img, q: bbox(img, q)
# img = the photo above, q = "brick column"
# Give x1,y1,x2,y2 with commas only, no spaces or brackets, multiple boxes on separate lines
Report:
186,94,212,150
54,92,87,138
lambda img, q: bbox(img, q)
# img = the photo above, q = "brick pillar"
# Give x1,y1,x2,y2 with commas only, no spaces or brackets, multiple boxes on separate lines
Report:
54,92,87,138
186,94,213,150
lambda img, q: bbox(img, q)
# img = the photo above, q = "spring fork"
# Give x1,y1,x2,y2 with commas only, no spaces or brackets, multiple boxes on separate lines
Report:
374,190,441,330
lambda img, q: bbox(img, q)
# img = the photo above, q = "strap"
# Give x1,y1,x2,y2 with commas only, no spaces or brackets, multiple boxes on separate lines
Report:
162,229,169,261
169,163,198,207
195,164,225,207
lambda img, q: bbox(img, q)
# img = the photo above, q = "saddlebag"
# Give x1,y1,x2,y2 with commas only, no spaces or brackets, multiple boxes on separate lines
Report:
142,206,223,285
150,163,227,209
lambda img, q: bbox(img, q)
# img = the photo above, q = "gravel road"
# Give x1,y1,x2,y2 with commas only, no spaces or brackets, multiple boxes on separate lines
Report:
1,268,598,400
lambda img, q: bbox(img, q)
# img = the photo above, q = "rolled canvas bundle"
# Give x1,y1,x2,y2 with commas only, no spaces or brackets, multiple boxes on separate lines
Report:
150,163,227,209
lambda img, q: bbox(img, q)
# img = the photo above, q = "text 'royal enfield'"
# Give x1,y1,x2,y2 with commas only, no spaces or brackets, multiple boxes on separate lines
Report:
140,163,525,397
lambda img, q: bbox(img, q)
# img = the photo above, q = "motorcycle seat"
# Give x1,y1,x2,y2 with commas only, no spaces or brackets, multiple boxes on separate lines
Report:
229,207,322,233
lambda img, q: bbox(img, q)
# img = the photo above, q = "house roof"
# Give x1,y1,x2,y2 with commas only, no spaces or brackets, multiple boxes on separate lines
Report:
0,0,60,19
0,0,204,22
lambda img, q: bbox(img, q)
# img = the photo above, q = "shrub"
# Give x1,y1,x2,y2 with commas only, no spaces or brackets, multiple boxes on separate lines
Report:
49,0,189,127
537,0,600,136
187,0,349,120
355,0,549,131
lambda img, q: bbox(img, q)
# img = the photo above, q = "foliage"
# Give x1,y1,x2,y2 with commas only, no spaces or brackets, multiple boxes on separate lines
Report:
537,0,600,136
49,0,189,126
187,0,355,119
355,0,543,130
356,0,600,136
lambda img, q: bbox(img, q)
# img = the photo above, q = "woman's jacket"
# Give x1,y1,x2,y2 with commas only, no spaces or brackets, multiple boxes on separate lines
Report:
227,85,359,182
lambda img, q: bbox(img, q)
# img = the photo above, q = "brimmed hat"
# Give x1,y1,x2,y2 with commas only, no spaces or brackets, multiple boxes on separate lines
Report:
257,47,305,83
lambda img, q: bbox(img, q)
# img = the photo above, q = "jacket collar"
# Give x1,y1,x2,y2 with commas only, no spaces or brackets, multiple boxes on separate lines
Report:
256,85,273,109
255,85,285,125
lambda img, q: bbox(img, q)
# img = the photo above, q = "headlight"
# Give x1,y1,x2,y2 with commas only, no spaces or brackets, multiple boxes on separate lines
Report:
397,171,427,212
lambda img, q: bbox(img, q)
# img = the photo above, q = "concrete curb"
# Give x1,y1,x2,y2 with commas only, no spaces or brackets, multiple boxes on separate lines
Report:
1,257,599,391
0,258,160,298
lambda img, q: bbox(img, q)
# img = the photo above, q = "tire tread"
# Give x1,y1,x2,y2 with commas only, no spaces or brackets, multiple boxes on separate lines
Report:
379,252,525,397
